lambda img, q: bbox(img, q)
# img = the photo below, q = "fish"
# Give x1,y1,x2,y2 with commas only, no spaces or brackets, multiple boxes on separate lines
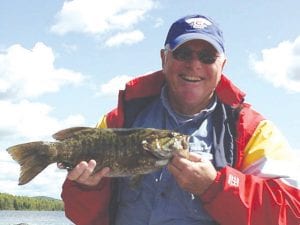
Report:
7,127,190,185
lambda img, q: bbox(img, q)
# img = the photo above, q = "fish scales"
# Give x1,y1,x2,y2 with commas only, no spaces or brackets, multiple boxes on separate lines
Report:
57,128,167,176
7,127,190,185
91,129,156,175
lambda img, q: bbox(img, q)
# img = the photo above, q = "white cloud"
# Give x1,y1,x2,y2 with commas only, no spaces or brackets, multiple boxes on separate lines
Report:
0,41,87,142
0,42,84,100
0,101,84,199
0,100,86,141
97,75,134,97
250,36,300,92
154,17,164,28
105,30,144,47
62,43,78,54
51,0,157,46
51,0,156,34
0,150,67,199
0,99,85,199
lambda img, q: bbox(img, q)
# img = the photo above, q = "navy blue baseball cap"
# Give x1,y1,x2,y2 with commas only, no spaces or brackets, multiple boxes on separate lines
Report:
164,14,225,53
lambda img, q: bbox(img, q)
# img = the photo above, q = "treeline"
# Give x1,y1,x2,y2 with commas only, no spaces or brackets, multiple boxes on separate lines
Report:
0,193,64,211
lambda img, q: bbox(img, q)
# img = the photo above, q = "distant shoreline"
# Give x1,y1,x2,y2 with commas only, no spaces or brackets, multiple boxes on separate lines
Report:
0,193,64,211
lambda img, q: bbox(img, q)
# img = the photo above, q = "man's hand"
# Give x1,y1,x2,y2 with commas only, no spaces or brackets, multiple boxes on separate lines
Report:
167,152,217,196
67,160,110,187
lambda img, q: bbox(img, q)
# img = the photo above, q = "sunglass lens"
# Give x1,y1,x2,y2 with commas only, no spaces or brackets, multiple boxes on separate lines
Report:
172,48,192,61
172,48,217,64
198,52,217,64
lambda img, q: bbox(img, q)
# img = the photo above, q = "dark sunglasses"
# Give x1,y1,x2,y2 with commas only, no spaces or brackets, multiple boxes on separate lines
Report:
172,47,219,64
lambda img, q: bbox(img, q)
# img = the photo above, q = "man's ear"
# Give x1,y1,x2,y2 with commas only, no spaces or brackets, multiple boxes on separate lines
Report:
221,56,227,70
160,49,166,70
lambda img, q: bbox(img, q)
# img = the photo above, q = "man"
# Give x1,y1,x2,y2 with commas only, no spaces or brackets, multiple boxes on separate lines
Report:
61,14,300,225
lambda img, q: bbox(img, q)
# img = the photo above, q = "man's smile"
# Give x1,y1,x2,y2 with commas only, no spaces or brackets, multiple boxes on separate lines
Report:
179,74,204,83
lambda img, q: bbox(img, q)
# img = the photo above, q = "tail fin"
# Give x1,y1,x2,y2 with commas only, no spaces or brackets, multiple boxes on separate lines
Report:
7,141,56,185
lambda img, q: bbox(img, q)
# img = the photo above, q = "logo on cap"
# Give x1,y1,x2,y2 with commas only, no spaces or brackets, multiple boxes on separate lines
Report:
185,18,212,29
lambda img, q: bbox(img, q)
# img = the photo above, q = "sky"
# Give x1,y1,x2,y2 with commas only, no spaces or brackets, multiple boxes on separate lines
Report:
0,0,300,199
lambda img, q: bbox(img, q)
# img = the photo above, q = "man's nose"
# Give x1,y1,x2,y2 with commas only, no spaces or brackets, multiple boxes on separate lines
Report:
185,53,204,68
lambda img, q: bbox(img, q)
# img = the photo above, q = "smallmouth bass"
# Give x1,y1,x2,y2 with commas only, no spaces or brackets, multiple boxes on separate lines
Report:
7,127,189,185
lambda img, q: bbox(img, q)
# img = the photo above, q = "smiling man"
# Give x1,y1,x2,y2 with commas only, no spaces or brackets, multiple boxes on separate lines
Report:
162,39,226,115
61,14,300,225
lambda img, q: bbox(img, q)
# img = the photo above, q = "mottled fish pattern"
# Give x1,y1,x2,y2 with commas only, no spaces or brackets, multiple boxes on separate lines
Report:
7,127,189,185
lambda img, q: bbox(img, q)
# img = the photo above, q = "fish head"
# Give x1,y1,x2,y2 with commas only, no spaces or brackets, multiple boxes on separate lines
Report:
142,130,189,159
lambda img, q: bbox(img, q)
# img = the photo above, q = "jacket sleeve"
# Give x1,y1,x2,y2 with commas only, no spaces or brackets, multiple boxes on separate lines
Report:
62,178,111,225
62,115,113,225
200,120,300,225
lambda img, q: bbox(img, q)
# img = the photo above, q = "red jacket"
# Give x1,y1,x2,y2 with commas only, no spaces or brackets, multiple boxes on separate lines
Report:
62,70,300,225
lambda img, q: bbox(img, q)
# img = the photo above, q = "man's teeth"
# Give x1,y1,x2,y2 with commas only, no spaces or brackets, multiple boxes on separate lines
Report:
180,75,203,82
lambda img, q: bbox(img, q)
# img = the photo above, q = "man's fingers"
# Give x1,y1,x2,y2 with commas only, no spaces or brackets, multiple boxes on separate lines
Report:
76,160,97,183
170,155,186,170
167,160,181,176
93,167,110,181
66,160,111,186
188,152,203,162
67,161,89,181
168,154,192,176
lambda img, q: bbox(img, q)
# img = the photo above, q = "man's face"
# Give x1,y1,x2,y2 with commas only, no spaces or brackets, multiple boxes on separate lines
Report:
161,39,226,114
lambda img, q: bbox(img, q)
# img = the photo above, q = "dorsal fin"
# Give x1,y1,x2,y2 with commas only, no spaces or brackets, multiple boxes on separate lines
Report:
52,127,91,140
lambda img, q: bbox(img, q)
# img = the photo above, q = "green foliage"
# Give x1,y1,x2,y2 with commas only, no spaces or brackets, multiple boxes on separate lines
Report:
0,193,64,211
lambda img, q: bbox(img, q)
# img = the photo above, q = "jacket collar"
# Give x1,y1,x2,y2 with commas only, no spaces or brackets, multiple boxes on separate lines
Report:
124,70,245,107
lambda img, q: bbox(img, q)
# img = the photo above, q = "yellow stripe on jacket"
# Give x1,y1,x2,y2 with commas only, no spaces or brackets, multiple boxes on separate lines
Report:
241,120,293,173
96,115,108,129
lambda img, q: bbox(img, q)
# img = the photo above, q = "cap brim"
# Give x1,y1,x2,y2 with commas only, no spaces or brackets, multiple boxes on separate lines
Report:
168,33,224,53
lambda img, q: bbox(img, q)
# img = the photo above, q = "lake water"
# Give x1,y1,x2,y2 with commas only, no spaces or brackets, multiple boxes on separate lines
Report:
0,210,74,225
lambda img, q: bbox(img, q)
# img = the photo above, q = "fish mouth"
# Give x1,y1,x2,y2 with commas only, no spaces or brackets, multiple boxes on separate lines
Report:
145,148,171,160
179,74,204,83
143,136,190,160
57,161,74,171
